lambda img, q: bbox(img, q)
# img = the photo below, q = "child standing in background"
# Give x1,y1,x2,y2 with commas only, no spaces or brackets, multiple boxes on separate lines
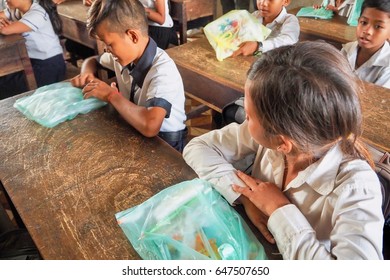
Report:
0,0,65,88
139,0,178,49
231,0,299,56
314,0,355,17
183,41,384,259
341,0,390,88
71,0,187,152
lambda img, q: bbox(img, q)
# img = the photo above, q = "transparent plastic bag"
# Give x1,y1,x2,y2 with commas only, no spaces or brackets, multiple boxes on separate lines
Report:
204,10,271,61
13,82,106,128
296,7,334,19
115,179,267,260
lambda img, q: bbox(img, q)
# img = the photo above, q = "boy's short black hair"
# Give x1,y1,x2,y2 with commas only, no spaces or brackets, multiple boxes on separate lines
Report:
87,0,148,38
361,0,390,15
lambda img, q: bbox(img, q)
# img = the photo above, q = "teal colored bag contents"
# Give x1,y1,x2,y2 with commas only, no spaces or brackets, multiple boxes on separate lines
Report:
13,82,106,128
347,0,363,26
115,179,267,260
296,7,334,19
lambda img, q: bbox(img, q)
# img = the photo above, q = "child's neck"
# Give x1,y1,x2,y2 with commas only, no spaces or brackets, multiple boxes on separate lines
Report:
355,44,384,69
18,0,33,14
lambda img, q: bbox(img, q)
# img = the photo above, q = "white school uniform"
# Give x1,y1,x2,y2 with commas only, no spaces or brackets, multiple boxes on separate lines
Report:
99,39,186,133
321,0,355,17
183,121,384,259
139,0,174,28
252,7,300,53
342,41,390,89
5,2,63,60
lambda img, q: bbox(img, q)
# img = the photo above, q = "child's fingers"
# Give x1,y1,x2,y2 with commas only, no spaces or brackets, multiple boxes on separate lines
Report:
236,170,263,188
232,184,252,197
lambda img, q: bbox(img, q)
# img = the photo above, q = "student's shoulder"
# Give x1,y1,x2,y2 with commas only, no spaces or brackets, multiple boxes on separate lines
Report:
24,2,47,17
342,41,358,53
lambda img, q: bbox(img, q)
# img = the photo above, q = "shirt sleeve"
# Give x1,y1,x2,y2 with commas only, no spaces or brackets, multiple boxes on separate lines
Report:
19,6,48,31
183,121,259,204
262,15,300,53
268,171,384,260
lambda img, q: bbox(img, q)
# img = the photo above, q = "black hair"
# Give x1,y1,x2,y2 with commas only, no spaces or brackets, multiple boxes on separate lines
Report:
38,0,62,35
87,0,148,38
247,41,373,167
361,0,390,15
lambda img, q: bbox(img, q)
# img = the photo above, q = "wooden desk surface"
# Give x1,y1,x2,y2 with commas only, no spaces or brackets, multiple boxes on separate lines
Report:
0,93,197,259
167,38,390,152
0,34,37,90
290,7,356,48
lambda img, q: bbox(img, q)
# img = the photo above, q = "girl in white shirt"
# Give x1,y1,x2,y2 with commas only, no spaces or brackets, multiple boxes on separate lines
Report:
183,41,384,259
0,0,65,88
139,0,177,49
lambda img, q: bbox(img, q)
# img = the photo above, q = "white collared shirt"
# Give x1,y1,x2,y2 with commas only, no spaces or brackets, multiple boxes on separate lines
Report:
252,7,300,52
183,121,384,259
342,41,390,89
139,0,173,28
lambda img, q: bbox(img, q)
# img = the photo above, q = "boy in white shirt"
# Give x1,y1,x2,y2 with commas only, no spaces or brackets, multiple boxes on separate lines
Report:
341,0,390,88
232,0,299,56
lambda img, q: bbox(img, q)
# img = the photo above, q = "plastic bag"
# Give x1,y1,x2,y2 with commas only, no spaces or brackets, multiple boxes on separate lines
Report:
347,0,363,26
296,7,334,19
204,10,271,61
13,82,106,128
116,179,267,260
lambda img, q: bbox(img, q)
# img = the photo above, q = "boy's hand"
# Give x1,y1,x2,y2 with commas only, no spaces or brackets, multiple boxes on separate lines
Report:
232,170,290,217
231,41,259,57
326,5,338,12
0,18,11,29
82,79,115,102
70,73,95,88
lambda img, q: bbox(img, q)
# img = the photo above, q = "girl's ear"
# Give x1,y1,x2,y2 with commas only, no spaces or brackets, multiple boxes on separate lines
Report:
275,135,294,154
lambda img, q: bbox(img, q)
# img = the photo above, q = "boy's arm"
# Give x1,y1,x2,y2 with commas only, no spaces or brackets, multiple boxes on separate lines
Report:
261,15,300,53
70,56,99,88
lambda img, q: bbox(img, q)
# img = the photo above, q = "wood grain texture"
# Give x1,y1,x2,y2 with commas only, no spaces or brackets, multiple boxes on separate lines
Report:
0,93,196,259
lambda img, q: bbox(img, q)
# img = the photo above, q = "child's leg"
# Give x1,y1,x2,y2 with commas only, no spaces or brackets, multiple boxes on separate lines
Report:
30,54,66,87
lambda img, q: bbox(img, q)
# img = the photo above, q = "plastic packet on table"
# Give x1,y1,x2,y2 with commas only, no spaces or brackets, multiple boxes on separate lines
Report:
204,10,271,61
13,82,106,128
115,178,267,260
296,7,334,19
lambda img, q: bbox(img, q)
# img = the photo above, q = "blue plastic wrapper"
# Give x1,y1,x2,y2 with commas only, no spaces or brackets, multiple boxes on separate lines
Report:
115,179,267,260
13,82,106,128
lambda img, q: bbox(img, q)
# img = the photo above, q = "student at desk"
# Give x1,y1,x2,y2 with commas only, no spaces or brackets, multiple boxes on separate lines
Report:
71,0,187,152
231,0,299,56
341,0,390,89
314,0,355,17
183,41,384,259
0,0,65,88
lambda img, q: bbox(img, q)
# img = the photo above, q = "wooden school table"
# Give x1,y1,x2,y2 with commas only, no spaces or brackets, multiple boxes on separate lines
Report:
0,34,37,91
290,7,356,49
0,92,280,259
170,0,217,44
167,37,390,152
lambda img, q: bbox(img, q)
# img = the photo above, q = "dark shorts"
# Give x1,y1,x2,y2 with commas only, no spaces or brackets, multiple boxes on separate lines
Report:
148,25,178,50
30,54,66,88
158,127,188,153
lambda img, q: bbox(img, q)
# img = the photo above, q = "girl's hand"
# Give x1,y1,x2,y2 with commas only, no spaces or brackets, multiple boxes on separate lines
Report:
231,41,259,57
83,0,94,7
0,18,10,29
239,195,275,244
232,170,290,217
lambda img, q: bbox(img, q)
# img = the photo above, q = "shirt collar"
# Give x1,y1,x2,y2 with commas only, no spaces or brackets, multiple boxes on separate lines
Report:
266,142,343,196
344,40,390,68
122,37,157,88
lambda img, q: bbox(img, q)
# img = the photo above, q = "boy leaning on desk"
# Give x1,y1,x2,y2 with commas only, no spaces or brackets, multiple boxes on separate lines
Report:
70,0,187,153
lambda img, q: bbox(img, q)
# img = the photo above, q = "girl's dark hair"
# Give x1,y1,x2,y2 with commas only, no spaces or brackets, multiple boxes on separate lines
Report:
87,0,148,38
38,0,62,35
247,41,374,167
361,0,390,15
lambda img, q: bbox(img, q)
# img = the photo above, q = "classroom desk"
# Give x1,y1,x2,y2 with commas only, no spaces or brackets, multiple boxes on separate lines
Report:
0,34,37,90
170,0,217,44
0,92,280,259
290,7,356,49
167,38,390,152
